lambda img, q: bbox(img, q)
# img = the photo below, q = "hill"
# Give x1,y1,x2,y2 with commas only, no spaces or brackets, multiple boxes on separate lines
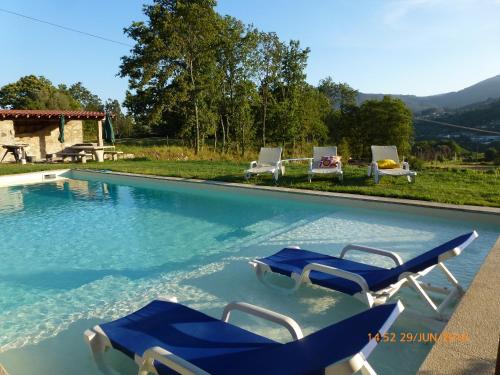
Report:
414,98,500,148
358,74,500,113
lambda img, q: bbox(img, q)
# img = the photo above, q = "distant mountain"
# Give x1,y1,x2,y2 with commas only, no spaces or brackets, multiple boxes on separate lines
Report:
358,75,500,113
414,97,500,144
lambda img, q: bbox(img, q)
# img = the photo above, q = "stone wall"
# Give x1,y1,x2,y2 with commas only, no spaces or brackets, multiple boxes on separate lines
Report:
0,119,83,161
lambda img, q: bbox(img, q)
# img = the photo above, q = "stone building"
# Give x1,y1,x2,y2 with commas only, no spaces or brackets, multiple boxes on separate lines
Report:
0,110,105,161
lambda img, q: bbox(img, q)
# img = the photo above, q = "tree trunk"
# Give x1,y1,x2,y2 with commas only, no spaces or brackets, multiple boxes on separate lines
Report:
220,115,226,154
214,122,217,152
241,122,245,157
189,59,200,154
262,88,268,146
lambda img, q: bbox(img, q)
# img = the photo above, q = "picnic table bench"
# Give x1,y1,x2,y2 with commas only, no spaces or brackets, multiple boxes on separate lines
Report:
103,150,124,160
47,150,92,163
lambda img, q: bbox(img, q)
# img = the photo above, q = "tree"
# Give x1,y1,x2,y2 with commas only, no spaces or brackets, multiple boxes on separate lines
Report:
120,0,220,154
360,96,413,158
0,75,80,110
269,40,310,149
318,77,358,111
215,16,259,154
65,82,103,111
104,99,134,138
255,32,282,146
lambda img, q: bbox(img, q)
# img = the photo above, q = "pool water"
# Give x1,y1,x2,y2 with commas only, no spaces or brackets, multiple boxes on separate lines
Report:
0,174,498,375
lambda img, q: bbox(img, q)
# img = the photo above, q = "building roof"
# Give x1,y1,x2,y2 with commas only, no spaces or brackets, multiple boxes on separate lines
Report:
0,110,106,120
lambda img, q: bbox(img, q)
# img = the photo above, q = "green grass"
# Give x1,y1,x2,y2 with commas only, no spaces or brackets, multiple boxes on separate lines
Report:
1,160,499,207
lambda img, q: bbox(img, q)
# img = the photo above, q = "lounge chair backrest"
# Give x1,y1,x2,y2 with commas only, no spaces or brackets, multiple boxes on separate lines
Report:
371,145,400,163
258,147,282,165
313,146,337,162
399,232,478,274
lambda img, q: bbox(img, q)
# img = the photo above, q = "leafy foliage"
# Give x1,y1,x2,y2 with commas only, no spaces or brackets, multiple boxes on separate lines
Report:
0,75,81,110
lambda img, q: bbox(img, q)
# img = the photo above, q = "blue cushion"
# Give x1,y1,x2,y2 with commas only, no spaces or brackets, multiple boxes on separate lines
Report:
257,232,476,294
260,248,389,295
100,300,401,375
100,300,278,361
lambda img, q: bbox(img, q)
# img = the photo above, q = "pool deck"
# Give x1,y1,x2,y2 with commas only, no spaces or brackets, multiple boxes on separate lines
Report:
418,236,500,375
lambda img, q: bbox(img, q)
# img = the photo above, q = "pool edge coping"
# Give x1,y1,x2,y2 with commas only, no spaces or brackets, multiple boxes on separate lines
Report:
75,169,500,215
417,236,500,375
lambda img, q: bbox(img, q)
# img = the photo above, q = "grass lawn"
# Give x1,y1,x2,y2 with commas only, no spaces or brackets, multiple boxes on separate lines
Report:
0,160,499,207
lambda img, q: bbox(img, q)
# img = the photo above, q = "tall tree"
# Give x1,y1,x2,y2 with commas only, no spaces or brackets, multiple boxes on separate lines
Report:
120,0,220,153
255,32,282,146
275,40,310,149
216,16,259,154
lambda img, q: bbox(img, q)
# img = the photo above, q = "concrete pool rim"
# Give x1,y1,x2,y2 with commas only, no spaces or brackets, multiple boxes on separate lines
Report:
78,169,500,216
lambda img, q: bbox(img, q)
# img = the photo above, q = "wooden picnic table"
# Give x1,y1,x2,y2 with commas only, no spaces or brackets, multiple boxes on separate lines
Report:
1,144,30,163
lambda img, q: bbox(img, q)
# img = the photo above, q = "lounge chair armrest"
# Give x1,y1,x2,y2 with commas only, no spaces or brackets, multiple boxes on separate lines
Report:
340,244,403,266
221,301,303,340
371,161,379,172
249,160,257,168
402,161,410,170
141,346,210,375
301,263,370,292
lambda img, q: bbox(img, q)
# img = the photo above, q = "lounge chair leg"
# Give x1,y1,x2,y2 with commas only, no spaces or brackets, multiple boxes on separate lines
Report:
252,263,302,294
407,276,438,312
438,263,464,294
360,362,377,375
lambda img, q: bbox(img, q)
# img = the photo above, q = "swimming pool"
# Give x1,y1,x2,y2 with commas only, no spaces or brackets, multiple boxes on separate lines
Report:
0,170,498,374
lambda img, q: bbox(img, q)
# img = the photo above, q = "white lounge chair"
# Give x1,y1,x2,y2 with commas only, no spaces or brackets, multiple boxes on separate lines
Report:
245,147,284,182
308,146,343,182
368,145,416,183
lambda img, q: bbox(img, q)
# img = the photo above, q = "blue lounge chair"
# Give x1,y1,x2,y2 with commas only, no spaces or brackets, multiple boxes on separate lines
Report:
84,298,404,375
250,231,478,320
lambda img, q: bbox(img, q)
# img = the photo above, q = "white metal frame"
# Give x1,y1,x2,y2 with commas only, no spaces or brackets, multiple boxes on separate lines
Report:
250,231,477,320
244,147,284,182
84,297,388,375
367,145,416,184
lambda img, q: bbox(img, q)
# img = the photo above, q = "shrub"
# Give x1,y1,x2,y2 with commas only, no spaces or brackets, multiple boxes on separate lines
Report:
407,155,425,171
485,148,498,162
338,138,351,164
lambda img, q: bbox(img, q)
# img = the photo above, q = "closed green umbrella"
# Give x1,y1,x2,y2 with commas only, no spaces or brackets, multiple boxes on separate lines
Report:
58,115,65,143
103,112,115,144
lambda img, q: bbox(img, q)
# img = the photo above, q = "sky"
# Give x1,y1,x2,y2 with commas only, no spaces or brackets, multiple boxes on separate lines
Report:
0,0,499,104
